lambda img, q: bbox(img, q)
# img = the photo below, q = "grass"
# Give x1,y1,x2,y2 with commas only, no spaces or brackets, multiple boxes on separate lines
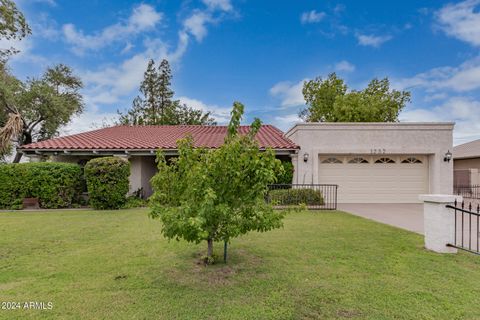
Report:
1,209,480,319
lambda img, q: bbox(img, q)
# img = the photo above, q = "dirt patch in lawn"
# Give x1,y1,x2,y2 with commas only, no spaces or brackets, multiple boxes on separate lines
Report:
165,249,266,287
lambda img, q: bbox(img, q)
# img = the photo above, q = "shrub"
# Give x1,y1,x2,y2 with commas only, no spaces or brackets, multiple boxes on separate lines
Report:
84,157,130,209
122,195,148,209
0,162,83,209
276,160,294,184
267,188,324,206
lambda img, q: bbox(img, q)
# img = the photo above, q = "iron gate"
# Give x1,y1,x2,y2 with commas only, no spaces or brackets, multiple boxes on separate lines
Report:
454,185,480,200
446,200,480,255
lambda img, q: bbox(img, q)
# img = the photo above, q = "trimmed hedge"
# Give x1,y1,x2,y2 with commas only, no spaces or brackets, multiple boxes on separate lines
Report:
84,157,130,210
0,162,83,209
267,188,324,206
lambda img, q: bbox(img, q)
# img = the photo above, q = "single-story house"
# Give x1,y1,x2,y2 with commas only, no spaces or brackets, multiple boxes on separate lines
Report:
453,139,480,186
19,122,454,204
18,125,299,197
285,122,454,203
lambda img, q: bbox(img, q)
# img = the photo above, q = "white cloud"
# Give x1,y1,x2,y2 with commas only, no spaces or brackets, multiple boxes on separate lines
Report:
334,4,345,14
62,4,163,54
33,15,60,39
356,33,392,47
202,0,233,12
17,0,56,6
121,42,134,54
273,114,303,131
394,56,480,93
400,97,480,145
183,11,212,42
35,0,56,5
270,80,306,108
182,0,233,42
301,10,326,24
436,0,480,46
334,60,355,72
61,105,118,136
424,92,448,102
128,3,163,29
0,36,49,66
81,44,168,104
178,96,231,123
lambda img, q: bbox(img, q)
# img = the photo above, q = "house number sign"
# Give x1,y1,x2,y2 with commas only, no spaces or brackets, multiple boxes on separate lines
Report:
370,148,386,154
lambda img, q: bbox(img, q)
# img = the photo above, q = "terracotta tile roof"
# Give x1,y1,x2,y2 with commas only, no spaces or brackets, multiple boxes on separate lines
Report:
19,125,298,151
454,139,480,159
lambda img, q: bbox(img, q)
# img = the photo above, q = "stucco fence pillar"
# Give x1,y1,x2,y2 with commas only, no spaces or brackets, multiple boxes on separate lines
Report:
419,194,462,254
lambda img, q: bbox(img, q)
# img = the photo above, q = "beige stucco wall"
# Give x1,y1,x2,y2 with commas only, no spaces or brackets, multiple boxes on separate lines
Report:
454,158,480,171
47,154,157,198
129,156,157,197
453,157,480,186
285,122,454,196
120,156,157,197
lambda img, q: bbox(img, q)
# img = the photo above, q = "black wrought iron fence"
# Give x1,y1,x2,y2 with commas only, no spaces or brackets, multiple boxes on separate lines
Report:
454,185,480,199
266,184,338,210
446,200,480,255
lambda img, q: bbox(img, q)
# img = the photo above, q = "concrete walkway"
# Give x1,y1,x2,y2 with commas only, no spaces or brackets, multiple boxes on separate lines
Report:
337,203,424,234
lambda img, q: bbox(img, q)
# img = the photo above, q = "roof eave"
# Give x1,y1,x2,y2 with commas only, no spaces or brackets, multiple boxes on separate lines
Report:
19,147,299,156
453,155,480,160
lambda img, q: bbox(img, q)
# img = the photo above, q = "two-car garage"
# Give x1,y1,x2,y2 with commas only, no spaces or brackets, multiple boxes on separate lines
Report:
318,155,429,203
286,122,454,204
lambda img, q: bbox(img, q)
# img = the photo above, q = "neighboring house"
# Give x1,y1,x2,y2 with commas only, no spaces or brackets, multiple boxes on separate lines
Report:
19,122,455,204
18,125,299,197
453,139,480,186
285,122,454,203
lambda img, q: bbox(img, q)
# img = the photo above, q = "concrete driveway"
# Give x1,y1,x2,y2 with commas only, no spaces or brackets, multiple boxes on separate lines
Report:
337,203,424,234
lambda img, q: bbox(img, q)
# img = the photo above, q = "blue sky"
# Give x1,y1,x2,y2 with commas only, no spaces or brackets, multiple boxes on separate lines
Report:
3,0,480,144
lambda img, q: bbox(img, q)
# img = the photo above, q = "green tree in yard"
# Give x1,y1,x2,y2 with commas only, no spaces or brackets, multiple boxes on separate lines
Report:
118,59,216,125
0,0,31,62
0,64,84,162
149,102,285,264
276,160,294,184
300,73,411,122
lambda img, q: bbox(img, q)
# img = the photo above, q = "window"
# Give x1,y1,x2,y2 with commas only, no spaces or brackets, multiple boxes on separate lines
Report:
401,157,422,164
322,157,342,164
348,157,369,164
375,157,395,164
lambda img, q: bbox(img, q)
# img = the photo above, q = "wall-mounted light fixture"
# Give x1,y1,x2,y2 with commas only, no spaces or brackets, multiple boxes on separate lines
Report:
444,150,452,162
303,152,309,163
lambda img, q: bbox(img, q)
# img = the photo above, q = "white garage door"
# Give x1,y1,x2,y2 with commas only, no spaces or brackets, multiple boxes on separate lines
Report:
318,155,429,203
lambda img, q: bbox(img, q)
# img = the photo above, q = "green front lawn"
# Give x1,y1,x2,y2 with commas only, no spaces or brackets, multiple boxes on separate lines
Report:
1,209,479,319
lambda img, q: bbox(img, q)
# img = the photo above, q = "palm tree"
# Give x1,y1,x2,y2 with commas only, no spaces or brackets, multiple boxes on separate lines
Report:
0,111,23,154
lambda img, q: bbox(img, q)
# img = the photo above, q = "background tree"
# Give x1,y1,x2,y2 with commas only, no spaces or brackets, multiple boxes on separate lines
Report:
0,0,30,161
0,64,84,162
300,73,411,122
118,59,216,125
150,102,284,264
0,0,31,62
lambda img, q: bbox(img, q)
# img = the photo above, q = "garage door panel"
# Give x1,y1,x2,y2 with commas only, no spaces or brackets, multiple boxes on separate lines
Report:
319,155,428,203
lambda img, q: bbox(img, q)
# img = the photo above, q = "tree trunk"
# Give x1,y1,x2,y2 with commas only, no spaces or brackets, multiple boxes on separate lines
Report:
13,131,31,163
223,241,228,263
207,238,213,259
12,152,22,163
